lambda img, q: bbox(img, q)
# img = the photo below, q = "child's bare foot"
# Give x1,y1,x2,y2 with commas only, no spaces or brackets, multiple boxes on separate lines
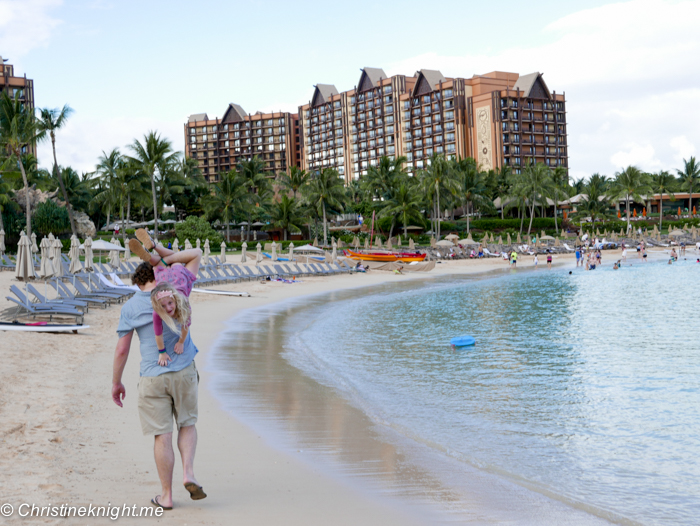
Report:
136,228,155,250
129,239,158,265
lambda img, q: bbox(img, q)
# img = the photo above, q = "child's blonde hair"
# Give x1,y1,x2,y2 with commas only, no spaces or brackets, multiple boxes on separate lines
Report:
151,282,191,332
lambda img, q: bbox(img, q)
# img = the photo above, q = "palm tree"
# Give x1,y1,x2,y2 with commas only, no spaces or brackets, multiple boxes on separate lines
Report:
58,166,93,213
452,157,493,233
37,105,77,235
609,166,650,232
203,170,247,242
362,156,408,238
303,168,346,246
379,182,424,237
492,165,512,220
95,148,123,235
576,178,612,225
514,161,554,236
277,166,309,198
0,92,46,235
237,156,270,241
268,194,304,241
549,166,569,233
127,131,177,242
676,157,699,215
418,154,458,240
650,170,676,230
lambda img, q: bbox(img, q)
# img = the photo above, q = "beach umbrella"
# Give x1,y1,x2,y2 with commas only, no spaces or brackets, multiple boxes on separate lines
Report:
386,238,393,250
203,239,211,264
364,238,369,249
241,241,247,263
436,240,454,247
69,235,83,274
397,235,402,247
491,233,496,243
497,235,503,245
15,231,35,281
39,236,54,278
338,239,345,248
554,237,561,246
196,238,201,249
376,237,383,248
332,240,338,263
271,241,278,261
220,242,227,263
83,237,94,271
173,238,179,252
506,233,511,245
517,233,522,243
289,242,294,260
0,229,5,256
313,237,318,247
445,234,459,241
352,236,360,249
52,237,64,277
109,238,122,269
185,239,192,250
31,232,39,254
255,243,262,265
409,238,415,250
668,229,685,237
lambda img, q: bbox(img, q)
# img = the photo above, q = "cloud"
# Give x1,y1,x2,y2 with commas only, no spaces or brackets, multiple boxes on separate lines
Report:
387,0,700,179
0,0,63,59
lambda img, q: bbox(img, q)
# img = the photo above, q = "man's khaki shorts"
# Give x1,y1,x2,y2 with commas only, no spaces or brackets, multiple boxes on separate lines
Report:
137,361,199,436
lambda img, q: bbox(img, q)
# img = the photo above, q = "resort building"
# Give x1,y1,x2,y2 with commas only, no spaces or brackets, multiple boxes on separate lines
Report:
184,106,299,183
184,67,567,185
0,56,36,155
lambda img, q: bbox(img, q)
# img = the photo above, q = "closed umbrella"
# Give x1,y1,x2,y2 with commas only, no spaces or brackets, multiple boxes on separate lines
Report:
271,241,277,261
364,238,369,250
52,237,64,277
507,233,512,245
0,229,5,256
313,237,318,247
241,241,247,263
386,238,393,250
256,243,262,266
109,243,121,268
203,239,210,265
332,240,338,263
173,238,179,252
69,235,83,274
39,236,54,278
15,231,35,281
196,238,201,249
83,237,94,271
397,235,402,247
353,236,360,249
185,239,192,250
220,242,227,263
31,232,39,254
409,238,415,250
289,242,294,260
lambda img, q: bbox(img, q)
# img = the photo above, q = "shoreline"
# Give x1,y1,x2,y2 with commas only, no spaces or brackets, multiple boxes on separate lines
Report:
0,249,660,525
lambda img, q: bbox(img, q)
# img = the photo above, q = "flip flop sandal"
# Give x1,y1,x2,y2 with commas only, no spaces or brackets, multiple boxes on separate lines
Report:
184,482,207,500
150,496,172,510
129,239,153,264
136,228,155,250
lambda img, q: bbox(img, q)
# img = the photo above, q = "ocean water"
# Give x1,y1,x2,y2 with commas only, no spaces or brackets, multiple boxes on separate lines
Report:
212,258,700,525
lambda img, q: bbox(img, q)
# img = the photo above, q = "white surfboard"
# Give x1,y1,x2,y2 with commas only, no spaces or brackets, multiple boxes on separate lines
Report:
0,323,90,333
191,288,250,297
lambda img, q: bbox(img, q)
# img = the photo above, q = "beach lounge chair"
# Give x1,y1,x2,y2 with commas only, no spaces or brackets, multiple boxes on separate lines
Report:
25,283,90,312
0,255,15,271
49,280,109,308
97,272,139,292
71,278,125,302
563,243,575,252
5,295,85,323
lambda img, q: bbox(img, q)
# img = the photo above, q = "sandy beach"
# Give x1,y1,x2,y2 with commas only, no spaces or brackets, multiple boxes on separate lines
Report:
0,249,650,525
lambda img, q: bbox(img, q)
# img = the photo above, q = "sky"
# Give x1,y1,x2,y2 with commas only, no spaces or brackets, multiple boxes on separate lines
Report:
1,0,699,182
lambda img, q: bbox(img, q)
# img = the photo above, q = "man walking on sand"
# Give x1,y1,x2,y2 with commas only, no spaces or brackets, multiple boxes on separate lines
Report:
111,260,207,511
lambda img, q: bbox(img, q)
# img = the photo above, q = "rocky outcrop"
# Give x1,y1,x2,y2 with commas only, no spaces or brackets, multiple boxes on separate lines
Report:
74,211,96,237
12,186,60,215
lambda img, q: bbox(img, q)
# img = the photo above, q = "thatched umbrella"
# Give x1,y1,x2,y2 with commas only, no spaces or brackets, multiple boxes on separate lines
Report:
83,237,94,271
53,237,64,277
271,241,278,261
241,241,247,263
255,242,262,266
409,238,415,250
15,231,35,281
196,238,201,249
185,239,193,250
69,235,83,274
39,236,54,278
0,229,5,256
203,239,210,264
220,242,227,263
31,232,39,255
288,242,295,260
173,238,179,252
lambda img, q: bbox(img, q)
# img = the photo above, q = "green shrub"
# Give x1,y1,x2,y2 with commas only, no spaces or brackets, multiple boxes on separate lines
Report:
33,200,70,236
174,216,222,247
468,218,557,231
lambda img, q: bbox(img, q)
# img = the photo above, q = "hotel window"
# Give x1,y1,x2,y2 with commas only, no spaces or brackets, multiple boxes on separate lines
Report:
386,125,394,134
388,145,395,154
446,133,455,142
436,145,444,153
383,86,392,94
443,89,453,98
446,144,456,153
202,134,208,141
444,100,454,109
445,111,454,120
190,128,195,134
256,121,262,127
224,140,229,147
190,136,196,142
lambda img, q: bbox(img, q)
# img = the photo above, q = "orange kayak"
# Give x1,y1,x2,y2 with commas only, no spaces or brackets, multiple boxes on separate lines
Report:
343,249,426,262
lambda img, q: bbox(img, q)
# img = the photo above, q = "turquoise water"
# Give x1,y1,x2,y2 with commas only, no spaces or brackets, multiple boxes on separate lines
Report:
213,258,700,524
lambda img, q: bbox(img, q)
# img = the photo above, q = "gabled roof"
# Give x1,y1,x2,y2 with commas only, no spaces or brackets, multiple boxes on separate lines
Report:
513,72,551,99
311,84,339,107
188,113,208,123
358,67,387,92
221,103,247,124
412,69,447,96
